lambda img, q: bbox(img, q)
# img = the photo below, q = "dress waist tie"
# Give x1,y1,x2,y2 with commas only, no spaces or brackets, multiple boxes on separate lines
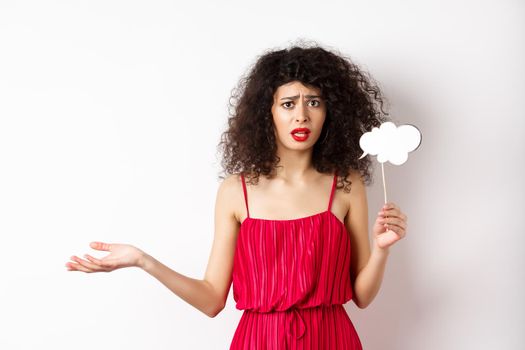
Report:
285,307,306,342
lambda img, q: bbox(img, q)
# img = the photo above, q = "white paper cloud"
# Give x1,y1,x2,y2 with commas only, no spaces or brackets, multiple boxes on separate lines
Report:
358,122,421,165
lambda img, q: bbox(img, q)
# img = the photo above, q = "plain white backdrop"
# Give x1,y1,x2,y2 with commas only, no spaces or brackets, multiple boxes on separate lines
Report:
0,0,523,349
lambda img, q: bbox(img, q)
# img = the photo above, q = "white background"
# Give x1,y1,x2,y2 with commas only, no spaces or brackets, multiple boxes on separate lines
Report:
1,0,523,349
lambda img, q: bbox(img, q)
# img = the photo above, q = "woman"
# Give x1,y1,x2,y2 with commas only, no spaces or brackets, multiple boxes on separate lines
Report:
65,42,408,349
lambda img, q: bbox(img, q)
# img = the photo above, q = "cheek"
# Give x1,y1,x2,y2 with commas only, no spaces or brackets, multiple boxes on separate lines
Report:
272,114,288,135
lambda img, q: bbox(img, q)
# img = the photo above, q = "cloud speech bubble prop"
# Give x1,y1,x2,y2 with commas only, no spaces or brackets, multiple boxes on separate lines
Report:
359,122,421,165
358,121,422,205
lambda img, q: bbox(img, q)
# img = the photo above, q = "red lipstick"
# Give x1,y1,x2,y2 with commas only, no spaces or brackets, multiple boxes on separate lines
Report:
290,128,311,142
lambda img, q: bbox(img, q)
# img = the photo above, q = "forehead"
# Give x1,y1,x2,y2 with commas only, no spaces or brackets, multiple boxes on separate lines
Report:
273,81,321,96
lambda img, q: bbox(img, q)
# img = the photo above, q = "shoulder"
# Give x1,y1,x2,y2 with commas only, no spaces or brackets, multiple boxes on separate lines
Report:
219,173,242,187
217,173,243,200
338,169,366,210
216,173,245,224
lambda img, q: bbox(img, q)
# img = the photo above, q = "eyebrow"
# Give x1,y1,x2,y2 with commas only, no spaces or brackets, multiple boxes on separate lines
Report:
280,94,322,100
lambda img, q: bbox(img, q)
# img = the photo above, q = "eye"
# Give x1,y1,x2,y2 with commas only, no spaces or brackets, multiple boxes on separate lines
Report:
281,100,321,109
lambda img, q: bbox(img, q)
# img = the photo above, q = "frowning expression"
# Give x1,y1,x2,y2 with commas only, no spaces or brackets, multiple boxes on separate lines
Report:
270,80,327,150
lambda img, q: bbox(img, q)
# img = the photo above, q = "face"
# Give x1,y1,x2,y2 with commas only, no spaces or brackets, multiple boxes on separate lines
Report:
270,80,327,150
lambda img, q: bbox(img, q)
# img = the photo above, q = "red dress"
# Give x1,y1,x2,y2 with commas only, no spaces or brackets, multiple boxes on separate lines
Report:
230,173,363,349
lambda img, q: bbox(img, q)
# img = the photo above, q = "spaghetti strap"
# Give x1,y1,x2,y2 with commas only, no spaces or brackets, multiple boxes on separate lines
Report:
327,172,337,211
240,173,250,218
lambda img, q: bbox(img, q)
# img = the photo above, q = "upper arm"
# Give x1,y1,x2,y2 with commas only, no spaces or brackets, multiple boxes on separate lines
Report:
344,171,371,294
202,174,241,314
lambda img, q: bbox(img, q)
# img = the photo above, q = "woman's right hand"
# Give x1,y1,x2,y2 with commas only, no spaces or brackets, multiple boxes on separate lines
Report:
65,242,146,273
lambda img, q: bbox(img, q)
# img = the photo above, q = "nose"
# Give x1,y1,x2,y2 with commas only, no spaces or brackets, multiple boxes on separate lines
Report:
294,100,309,121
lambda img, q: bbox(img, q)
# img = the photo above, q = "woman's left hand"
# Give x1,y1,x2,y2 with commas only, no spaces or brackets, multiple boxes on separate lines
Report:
372,202,408,252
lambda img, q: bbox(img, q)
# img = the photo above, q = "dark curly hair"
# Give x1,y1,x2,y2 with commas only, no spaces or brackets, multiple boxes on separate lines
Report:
217,40,391,192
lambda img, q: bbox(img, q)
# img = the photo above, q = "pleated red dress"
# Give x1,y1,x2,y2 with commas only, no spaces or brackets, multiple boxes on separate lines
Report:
230,173,363,349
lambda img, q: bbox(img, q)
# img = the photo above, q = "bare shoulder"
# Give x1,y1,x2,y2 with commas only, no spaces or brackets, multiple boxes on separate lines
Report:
342,169,368,230
216,173,244,225
338,169,365,216
348,169,366,201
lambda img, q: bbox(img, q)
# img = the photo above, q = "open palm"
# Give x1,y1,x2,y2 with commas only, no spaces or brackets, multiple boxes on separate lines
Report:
65,241,144,273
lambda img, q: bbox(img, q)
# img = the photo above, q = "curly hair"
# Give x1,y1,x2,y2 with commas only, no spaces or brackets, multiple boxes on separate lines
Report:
216,40,391,192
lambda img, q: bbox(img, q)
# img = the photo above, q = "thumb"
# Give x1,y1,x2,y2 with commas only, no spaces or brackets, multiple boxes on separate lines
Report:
90,241,112,251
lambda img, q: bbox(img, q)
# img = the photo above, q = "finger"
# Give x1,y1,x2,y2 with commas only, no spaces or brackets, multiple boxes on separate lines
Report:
66,261,94,273
84,254,107,266
85,255,119,268
380,216,406,229
381,217,407,230
388,227,402,237
70,255,107,271
90,241,112,252
380,208,403,219
378,210,398,219
385,223,406,237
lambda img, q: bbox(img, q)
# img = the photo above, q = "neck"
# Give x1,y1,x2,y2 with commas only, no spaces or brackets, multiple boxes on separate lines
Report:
273,147,316,182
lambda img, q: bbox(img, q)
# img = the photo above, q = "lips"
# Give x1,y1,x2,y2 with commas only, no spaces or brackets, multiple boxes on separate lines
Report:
290,128,311,135
291,128,311,142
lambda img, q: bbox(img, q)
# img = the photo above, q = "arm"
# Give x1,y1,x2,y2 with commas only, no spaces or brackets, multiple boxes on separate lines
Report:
344,171,390,309
140,255,222,317
139,175,240,318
